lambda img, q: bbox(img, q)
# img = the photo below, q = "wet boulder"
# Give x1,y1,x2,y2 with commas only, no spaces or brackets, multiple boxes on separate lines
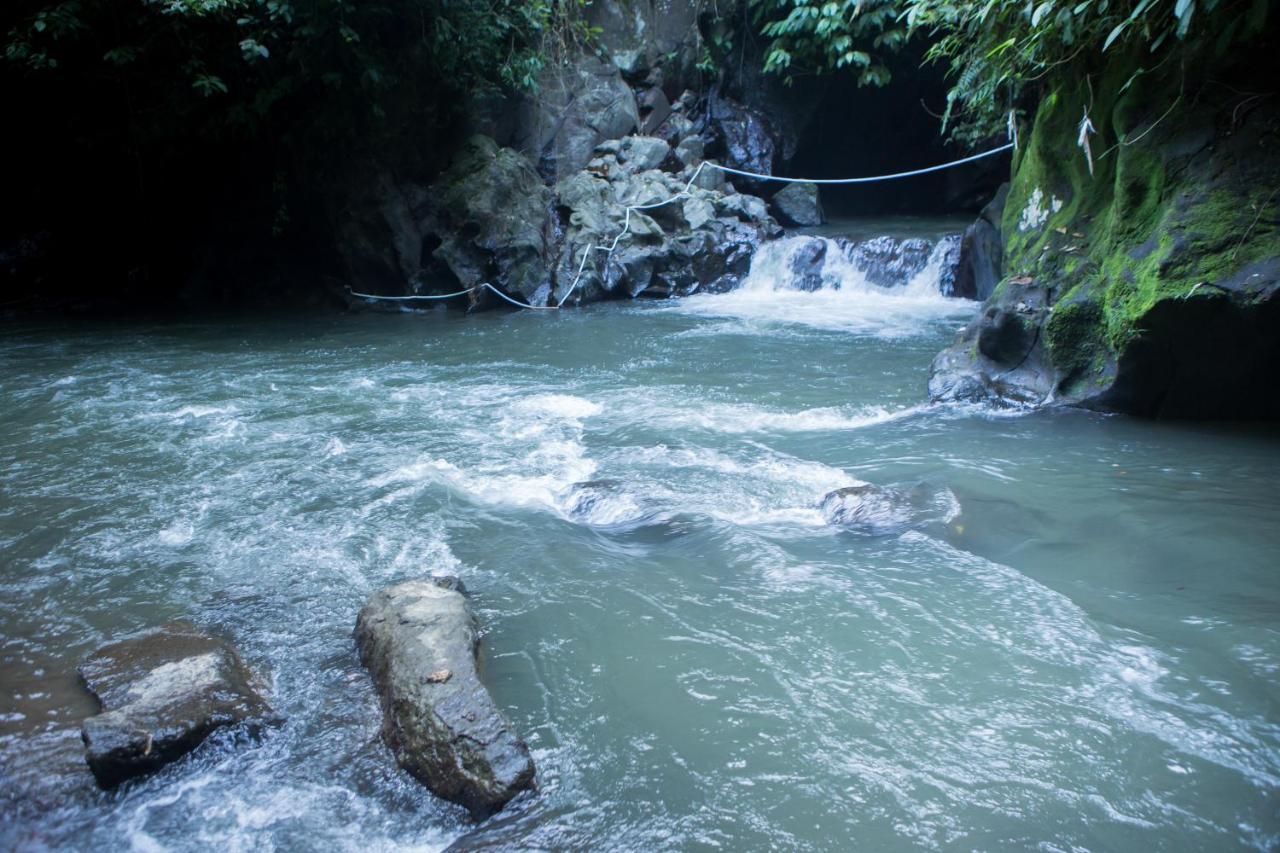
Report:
845,236,935,289
786,238,829,292
355,577,535,819
707,95,775,192
77,622,275,788
821,482,959,535
559,479,668,530
952,184,1007,300
928,278,1057,407
769,182,824,227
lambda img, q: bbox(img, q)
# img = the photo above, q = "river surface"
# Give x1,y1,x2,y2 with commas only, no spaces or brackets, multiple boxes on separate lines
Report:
2,241,1279,850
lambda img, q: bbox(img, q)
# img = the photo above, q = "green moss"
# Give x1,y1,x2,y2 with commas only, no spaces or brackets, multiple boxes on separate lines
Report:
1004,61,1280,361
1095,185,1280,348
1044,293,1109,385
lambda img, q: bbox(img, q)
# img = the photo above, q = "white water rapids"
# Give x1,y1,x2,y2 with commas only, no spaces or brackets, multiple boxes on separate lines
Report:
2,226,1278,850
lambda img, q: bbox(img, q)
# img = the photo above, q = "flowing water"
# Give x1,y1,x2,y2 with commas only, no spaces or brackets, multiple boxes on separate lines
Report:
2,232,1279,851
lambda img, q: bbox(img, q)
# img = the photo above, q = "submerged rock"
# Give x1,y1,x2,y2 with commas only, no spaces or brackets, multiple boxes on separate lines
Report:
821,483,959,535
559,479,667,530
769,182,824,227
355,577,535,818
78,622,275,788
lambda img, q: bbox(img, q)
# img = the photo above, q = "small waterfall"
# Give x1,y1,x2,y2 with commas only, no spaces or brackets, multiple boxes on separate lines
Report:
741,234,962,297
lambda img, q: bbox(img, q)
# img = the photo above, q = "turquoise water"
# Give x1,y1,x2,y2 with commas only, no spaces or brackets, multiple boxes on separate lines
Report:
2,273,1278,850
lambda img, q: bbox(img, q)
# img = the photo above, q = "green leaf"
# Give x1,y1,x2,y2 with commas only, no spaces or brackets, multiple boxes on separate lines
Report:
1175,0,1196,37
192,73,228,96
1103,21,1126,50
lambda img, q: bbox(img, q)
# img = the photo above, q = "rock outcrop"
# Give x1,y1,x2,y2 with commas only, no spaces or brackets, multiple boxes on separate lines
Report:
769,182,825,227
554,139,781,300
587,0,704,88
78,622,275,788
355,577,535,819
420,137,558,308
929,65,1280,418
951,183,1007,301
338,0,842,311
513,56,641,183
347,125,781,307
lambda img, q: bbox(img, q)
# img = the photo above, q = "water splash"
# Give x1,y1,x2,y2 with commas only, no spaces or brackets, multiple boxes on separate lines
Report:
672,234,972,337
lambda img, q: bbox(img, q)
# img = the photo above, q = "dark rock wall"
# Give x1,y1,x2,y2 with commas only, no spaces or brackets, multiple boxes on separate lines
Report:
930,47,1280,419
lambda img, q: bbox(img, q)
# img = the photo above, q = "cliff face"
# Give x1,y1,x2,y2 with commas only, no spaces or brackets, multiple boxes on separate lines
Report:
340,0,807,308
931,55,1280,419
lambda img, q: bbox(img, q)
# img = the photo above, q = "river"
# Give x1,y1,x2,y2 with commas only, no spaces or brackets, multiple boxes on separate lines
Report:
2,230,1279,850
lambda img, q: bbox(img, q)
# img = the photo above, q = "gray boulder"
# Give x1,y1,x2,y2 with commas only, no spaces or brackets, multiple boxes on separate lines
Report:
617,136,673,173
355,577,535,819
674,136,704,167
687,159,726,192
769,182,824,227
422,136,556,306
714,191,771,224
638,87,673,135
513,56,639,182
78,622,275,788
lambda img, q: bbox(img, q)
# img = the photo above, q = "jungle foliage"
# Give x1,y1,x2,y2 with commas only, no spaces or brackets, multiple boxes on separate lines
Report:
1,0,591,301
750,0,1274,143
3,0,592,145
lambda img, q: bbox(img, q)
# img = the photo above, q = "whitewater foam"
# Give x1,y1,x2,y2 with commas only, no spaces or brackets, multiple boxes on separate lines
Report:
671,234,974,337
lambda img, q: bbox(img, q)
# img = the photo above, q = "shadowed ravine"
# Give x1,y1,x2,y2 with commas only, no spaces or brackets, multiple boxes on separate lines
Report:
2,236,1279,849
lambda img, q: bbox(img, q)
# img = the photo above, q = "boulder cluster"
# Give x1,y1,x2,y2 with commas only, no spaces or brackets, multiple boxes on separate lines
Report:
60,581,536,820
342,9,831,310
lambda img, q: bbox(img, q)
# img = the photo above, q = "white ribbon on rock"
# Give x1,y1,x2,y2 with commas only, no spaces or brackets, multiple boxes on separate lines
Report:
1078,108,1097,176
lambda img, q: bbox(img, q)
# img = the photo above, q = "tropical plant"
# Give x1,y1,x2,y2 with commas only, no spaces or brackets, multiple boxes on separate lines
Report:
750,0,1272,142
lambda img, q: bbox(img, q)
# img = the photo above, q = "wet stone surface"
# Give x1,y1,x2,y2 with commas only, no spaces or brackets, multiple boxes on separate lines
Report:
78,622,276,788
355,577,536,819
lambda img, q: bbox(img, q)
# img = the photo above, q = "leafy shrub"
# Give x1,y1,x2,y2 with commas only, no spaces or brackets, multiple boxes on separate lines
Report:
750,0,1272,143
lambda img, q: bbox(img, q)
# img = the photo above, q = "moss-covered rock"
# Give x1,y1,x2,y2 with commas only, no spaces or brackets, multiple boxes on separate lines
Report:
930,54,1280,418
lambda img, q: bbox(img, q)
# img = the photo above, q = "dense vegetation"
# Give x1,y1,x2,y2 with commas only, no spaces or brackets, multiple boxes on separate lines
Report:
3,0,1271,308
2,0,588,305
752,0,1272,142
